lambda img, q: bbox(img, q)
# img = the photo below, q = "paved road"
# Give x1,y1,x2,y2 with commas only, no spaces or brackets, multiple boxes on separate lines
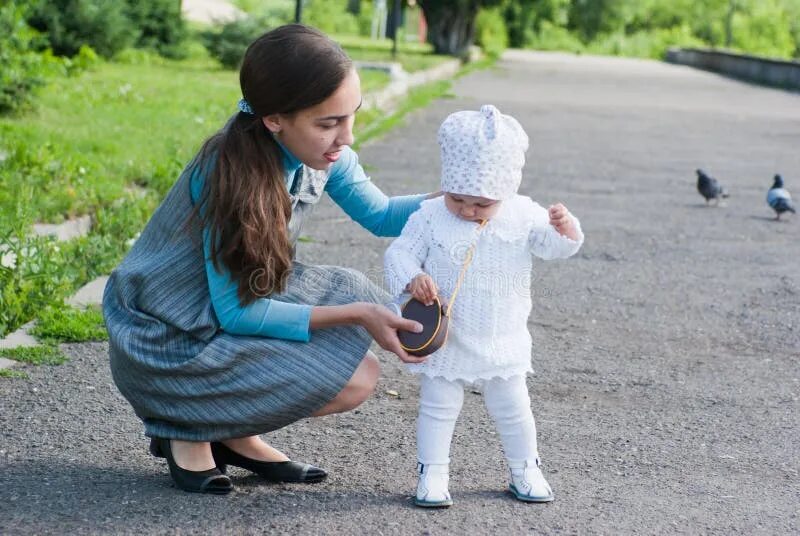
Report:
2,50,798,535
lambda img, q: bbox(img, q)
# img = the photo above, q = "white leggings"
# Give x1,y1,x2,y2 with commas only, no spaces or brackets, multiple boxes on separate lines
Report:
416,374,540,465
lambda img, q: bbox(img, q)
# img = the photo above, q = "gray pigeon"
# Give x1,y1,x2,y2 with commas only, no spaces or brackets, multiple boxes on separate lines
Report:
696,169,729,205
767,174,795,220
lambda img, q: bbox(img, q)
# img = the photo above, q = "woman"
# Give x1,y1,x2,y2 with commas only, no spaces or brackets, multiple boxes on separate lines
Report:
103,24,433,494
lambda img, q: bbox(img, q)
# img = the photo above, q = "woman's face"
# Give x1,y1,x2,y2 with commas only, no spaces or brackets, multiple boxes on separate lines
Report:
444,193,502,222
264,68,362,171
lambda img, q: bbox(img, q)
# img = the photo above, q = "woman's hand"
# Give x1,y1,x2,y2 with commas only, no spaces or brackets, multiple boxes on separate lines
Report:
408,273,438,306
548,203,578,240
355,303,427,364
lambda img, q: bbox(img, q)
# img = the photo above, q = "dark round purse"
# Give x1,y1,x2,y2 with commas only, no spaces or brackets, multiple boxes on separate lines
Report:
397,297,450,357
397,220,487,357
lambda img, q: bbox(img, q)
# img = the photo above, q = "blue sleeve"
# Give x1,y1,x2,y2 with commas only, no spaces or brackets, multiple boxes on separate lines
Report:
325,146,427,237
190,164,313,342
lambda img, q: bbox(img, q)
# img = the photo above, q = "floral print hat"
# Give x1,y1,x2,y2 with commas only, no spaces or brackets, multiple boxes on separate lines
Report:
438,104,529,201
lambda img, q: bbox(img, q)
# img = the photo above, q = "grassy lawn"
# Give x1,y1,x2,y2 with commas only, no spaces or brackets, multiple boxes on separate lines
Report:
0,54,390,224
0,36,476,342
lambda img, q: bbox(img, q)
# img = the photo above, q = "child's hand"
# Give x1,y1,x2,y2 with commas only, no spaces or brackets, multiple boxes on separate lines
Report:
548,203,578,240
408,273,438,306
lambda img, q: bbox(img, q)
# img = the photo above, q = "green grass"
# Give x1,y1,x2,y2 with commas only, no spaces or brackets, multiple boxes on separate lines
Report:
0,55,393,225
0,40,492,339
0,368,28,379
0,55,240,222
31,305,107,343
358,69,391,93
0,344,66,365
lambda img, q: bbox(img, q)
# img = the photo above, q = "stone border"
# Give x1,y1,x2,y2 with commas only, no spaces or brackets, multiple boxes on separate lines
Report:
357,58,462,112
665,47,800,90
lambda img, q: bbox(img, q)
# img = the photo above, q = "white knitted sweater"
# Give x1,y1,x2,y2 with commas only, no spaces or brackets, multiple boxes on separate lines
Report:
384,195,584,382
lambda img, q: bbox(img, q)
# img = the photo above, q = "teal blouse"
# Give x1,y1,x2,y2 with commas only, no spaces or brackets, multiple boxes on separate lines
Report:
190,143,425,342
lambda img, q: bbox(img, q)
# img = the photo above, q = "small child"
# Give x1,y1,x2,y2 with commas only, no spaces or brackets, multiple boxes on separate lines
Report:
384,105,584,507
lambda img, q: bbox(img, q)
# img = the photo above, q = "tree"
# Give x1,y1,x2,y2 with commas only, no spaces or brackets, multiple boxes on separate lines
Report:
419,0,502,56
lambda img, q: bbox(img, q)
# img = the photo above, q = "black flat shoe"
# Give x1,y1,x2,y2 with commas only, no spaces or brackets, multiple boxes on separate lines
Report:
210,441,327,483
149,438,232,495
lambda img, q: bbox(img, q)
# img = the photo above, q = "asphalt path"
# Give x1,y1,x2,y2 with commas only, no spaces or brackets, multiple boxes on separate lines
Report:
2,49,798,535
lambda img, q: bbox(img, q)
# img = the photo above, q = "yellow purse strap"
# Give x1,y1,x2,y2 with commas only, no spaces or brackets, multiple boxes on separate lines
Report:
445,219,488,317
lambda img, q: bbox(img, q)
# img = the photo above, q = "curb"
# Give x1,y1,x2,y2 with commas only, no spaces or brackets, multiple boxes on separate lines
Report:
358,58,462,113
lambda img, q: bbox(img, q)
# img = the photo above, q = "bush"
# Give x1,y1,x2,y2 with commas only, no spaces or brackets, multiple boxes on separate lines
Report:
202,17,266,69
125,0,187,59
475,7,508,58
0,4,48,114
587,26,706,59
27,0,138,58
304,0,360,36
527,20,585,53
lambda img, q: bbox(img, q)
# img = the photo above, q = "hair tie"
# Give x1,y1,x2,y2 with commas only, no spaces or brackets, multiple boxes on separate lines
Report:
238,98,255,115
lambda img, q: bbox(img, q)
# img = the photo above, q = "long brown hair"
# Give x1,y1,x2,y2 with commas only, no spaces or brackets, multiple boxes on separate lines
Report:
194,25,352,305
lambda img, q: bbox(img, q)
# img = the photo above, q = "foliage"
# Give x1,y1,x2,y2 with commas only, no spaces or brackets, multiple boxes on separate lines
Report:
0,368,28,379
305,0,361,36
0,3,47,114
202,16,267,69
525,20,584,52
27,0,138,58
475,7,509,58
503,0,570,48
31,305,107,343
25,0,188,60
497,0,800,60
125,0,188,59
0,344,66,365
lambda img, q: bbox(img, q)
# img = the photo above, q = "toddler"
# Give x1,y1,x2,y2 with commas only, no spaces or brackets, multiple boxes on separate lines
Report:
384,105,584,507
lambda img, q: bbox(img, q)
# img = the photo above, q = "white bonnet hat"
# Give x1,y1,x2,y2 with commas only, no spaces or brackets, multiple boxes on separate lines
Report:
438,104,529,200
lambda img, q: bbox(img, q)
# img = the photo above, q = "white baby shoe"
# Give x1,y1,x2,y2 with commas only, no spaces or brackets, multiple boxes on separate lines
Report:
508,458,554,503
414,463,453,508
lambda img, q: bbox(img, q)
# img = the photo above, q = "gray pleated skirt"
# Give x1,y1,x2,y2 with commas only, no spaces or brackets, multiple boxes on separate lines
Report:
108,261,389,441
104,157,399,441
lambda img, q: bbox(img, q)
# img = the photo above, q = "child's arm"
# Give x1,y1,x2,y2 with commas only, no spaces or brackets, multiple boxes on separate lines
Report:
529,202,584,260
384,206,430,297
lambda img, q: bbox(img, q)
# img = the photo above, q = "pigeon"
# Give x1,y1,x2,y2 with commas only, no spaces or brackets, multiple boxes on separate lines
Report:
767,174,795,220
696,169,729,205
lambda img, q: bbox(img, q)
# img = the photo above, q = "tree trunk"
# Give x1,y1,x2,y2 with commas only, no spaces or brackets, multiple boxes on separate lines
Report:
419,1,479,57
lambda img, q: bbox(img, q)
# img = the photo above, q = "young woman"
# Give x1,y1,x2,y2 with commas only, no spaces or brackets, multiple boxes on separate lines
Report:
103,24,432,494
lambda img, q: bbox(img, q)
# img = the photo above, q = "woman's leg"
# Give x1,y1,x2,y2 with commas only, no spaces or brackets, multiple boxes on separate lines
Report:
312,351,380,416
194,352,378,464
169,440,216,471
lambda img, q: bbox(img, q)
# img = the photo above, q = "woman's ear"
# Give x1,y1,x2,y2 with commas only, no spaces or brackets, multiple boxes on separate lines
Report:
262,114,281,133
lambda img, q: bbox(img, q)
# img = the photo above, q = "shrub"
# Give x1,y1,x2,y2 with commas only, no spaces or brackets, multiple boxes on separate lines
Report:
0,4,48,114
125,0,188,59
587,26,706,59
304,0,360,36
27,0,138,58
202,17,266,69
527,21,585,53
475,7,508,58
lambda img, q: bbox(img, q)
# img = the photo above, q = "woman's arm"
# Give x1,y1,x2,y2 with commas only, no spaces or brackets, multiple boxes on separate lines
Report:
325,147,433,237
310,302,425,363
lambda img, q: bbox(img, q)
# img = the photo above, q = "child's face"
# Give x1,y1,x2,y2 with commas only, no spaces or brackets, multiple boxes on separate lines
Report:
264,69,361,171
444,193,502,222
